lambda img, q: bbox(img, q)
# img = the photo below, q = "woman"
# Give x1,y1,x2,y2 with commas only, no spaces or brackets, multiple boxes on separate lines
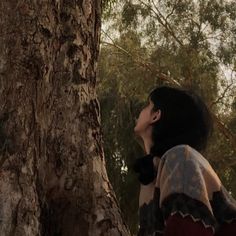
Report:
133,86,236,236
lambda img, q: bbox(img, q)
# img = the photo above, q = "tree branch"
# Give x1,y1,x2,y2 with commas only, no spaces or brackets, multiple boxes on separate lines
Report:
138,0,184,46
101,31,181,87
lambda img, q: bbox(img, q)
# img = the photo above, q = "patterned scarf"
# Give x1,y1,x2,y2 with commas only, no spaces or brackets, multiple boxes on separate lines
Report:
133,144,236,235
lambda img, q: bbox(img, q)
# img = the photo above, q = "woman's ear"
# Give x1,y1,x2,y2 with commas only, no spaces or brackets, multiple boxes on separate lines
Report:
151,110,161,124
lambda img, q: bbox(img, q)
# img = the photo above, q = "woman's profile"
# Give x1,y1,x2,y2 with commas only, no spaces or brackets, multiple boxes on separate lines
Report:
133,86,236,236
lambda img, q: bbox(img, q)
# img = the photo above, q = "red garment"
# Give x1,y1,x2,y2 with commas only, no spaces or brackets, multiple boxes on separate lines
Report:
164,213,236,236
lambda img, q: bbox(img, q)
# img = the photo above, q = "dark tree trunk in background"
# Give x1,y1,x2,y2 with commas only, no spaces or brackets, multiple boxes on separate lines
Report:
0,1,130,235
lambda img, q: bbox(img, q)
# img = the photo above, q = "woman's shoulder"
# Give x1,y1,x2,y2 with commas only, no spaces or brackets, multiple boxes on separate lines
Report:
160,144,213,173
161,144,206,161
161,144,188,158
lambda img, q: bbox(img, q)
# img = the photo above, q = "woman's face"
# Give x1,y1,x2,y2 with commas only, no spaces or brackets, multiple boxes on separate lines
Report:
134,98,161,136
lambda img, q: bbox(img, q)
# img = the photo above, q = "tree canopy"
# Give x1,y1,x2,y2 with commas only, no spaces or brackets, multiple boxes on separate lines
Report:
99,0,236,234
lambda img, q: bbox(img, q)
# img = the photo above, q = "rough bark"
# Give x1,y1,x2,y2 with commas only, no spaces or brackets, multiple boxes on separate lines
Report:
0,1,130,235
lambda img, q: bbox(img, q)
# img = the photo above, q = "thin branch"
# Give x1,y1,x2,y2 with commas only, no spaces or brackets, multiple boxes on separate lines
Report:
138,0,184,46
165,0,179,20
212,112,236,155
210,81,235,107
101,39,181,87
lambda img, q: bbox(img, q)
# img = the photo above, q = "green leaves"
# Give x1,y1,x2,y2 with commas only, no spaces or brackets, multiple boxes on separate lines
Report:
122,2,138,27
99,0,236,233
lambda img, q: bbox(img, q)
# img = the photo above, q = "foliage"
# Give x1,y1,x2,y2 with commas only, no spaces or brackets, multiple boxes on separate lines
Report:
98,0,236,234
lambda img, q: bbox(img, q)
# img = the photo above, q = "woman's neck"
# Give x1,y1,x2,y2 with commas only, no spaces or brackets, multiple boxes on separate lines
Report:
143,137,153,155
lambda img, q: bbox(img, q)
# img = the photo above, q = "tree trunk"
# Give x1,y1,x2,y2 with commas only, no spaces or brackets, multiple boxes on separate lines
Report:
0,1,130,235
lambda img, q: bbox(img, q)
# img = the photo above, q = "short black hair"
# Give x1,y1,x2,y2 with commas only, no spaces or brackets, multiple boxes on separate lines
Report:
148,86,213,157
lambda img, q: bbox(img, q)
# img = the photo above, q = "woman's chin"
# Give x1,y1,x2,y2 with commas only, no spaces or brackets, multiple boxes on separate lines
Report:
134,125,141,135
